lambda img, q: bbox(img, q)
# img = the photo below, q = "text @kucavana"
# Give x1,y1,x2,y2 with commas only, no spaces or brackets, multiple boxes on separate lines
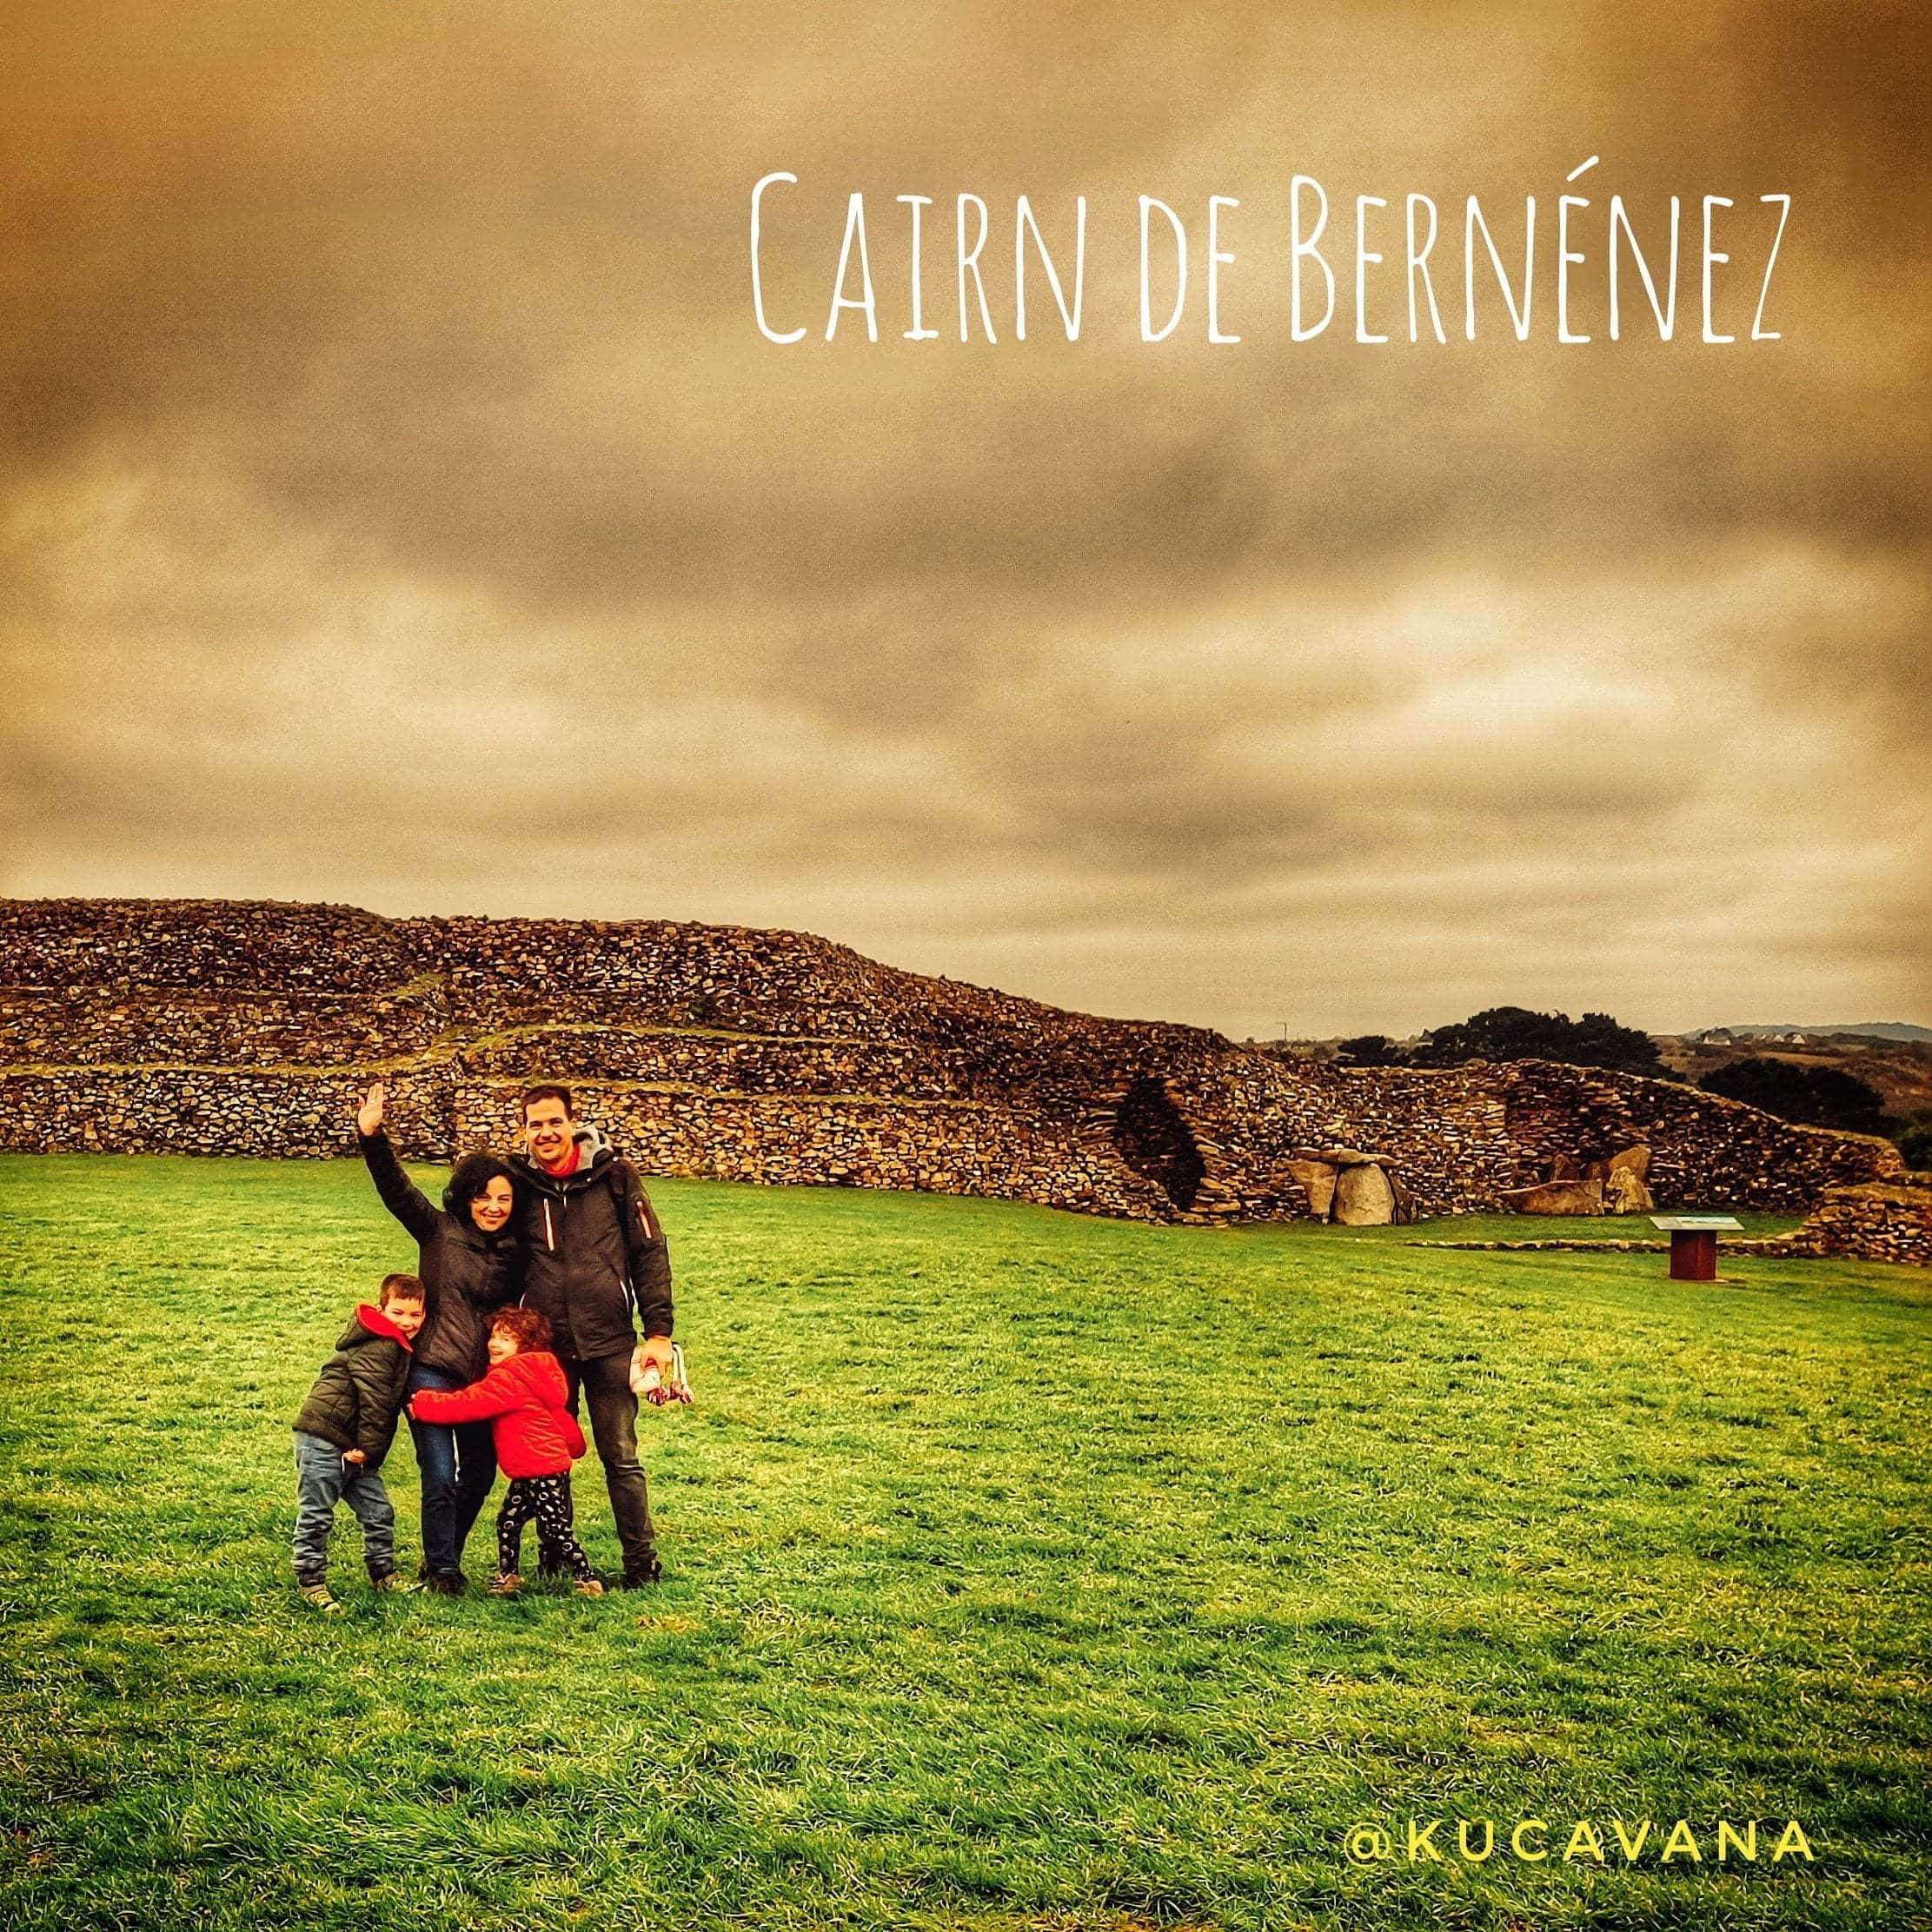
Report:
1342,1818,1818,1868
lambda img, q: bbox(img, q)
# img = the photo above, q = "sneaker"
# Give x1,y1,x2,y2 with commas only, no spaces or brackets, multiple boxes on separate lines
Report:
574,1577,607,1598
370,1572,424,1594
298,1581,346,1616
617,1556,663,1589
488,1572,523,1597
420,1570,466,1597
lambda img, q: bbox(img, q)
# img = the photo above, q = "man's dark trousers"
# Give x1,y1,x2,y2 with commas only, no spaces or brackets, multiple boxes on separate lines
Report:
562,1351,655,1571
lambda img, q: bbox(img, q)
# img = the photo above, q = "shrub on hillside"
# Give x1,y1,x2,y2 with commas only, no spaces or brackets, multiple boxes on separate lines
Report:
1409,1006,1670,1078
1698,1057,1890,1136
1335,1034,1411,1067
1893,1115,1932,1172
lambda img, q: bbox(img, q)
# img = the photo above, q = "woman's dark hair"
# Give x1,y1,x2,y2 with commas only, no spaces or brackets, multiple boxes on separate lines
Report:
491,1306,553,1354
444,1152,519,1218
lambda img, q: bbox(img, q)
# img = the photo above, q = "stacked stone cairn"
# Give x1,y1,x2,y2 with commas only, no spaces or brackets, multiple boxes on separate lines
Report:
0,898,1904,1232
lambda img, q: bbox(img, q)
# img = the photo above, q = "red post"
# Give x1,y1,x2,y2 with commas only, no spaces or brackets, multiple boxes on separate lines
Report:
1669,1229,1719,1282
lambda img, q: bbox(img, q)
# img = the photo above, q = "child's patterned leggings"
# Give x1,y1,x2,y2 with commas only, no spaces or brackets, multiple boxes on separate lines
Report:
497,1474,593,1579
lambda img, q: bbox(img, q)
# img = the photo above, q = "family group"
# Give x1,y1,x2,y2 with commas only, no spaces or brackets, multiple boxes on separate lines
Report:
289,1081,678,1610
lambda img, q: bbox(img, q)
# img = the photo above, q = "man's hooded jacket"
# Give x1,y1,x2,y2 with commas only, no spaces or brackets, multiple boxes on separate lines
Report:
512,1124,673,1362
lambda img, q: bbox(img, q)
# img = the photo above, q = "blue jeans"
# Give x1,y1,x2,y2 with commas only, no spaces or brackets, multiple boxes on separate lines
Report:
292,1431,396,1583
407,1363,498,1577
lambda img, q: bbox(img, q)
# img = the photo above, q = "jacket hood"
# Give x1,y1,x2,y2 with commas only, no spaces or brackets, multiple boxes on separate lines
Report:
515,1122,618,1192
348,1303,416,1351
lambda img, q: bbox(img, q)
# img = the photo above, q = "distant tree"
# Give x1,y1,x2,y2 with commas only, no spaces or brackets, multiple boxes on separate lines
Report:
1566,1011,1673,1076
1411,1006,1669,1078
1805,1067,1892,1137
1698,1057,1889,1135
1335,1034,1411,1068
1696,1055,1812,1119
1896,1116,1932,1171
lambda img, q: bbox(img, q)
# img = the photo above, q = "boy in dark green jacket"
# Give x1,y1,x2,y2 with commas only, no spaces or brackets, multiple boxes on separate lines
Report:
289,1271,428,1612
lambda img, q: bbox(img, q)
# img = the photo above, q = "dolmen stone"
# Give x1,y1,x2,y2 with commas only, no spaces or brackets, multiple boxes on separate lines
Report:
1334,1162,1397,1225
1603,1165,1656,1214
1499,1178,1606,1216
1285,1158,1339,1219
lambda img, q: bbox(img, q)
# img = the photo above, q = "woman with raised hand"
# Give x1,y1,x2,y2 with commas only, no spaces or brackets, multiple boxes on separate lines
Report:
355,1080,524,1594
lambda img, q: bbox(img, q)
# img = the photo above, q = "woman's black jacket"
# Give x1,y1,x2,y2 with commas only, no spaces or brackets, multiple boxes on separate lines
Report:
358,1130,522,1382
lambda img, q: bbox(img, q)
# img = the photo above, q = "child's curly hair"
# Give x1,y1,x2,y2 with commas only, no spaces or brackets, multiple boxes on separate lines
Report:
490,1306,553,1354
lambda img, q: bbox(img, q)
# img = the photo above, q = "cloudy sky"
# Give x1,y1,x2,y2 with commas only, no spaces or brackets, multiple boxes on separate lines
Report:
3,2,1927,1038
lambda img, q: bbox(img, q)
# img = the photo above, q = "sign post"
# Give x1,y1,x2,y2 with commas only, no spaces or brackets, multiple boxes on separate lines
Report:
1650,1215,1743,1282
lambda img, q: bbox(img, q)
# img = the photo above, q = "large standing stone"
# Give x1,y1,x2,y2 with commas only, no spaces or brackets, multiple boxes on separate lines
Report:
1285,1159,1338,1219
1334,1162,1397,1225
1603,1165,1655,1214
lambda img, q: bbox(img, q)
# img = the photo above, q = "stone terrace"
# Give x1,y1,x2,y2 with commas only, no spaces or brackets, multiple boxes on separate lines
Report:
0,899,1903,1225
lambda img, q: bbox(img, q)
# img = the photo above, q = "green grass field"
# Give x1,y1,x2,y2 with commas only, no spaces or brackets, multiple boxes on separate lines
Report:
2,1155,1929,1931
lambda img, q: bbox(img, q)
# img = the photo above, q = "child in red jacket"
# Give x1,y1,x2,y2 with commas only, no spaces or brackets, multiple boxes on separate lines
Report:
409,1307,604,1597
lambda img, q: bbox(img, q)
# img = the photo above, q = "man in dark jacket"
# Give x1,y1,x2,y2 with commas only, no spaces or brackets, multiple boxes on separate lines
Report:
289,1272,428,1611
511,1085,674,1587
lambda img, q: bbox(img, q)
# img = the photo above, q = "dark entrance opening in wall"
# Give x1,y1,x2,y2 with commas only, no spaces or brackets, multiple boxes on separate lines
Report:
1113,1076,1206,1210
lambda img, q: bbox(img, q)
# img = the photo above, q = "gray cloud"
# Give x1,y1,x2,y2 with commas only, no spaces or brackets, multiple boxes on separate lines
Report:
1,1,1927,1038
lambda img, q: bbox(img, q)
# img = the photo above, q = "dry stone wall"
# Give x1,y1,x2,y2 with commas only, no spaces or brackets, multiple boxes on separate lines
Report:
0,898,416,993
0,986,448,1069
455,1026,998,1100
1776,1179,1932,1266
3,1067,459,1160
0,897,1903,1225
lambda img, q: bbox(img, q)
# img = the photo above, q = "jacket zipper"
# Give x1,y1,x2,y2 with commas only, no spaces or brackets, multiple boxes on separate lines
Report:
543,1198,555,1251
